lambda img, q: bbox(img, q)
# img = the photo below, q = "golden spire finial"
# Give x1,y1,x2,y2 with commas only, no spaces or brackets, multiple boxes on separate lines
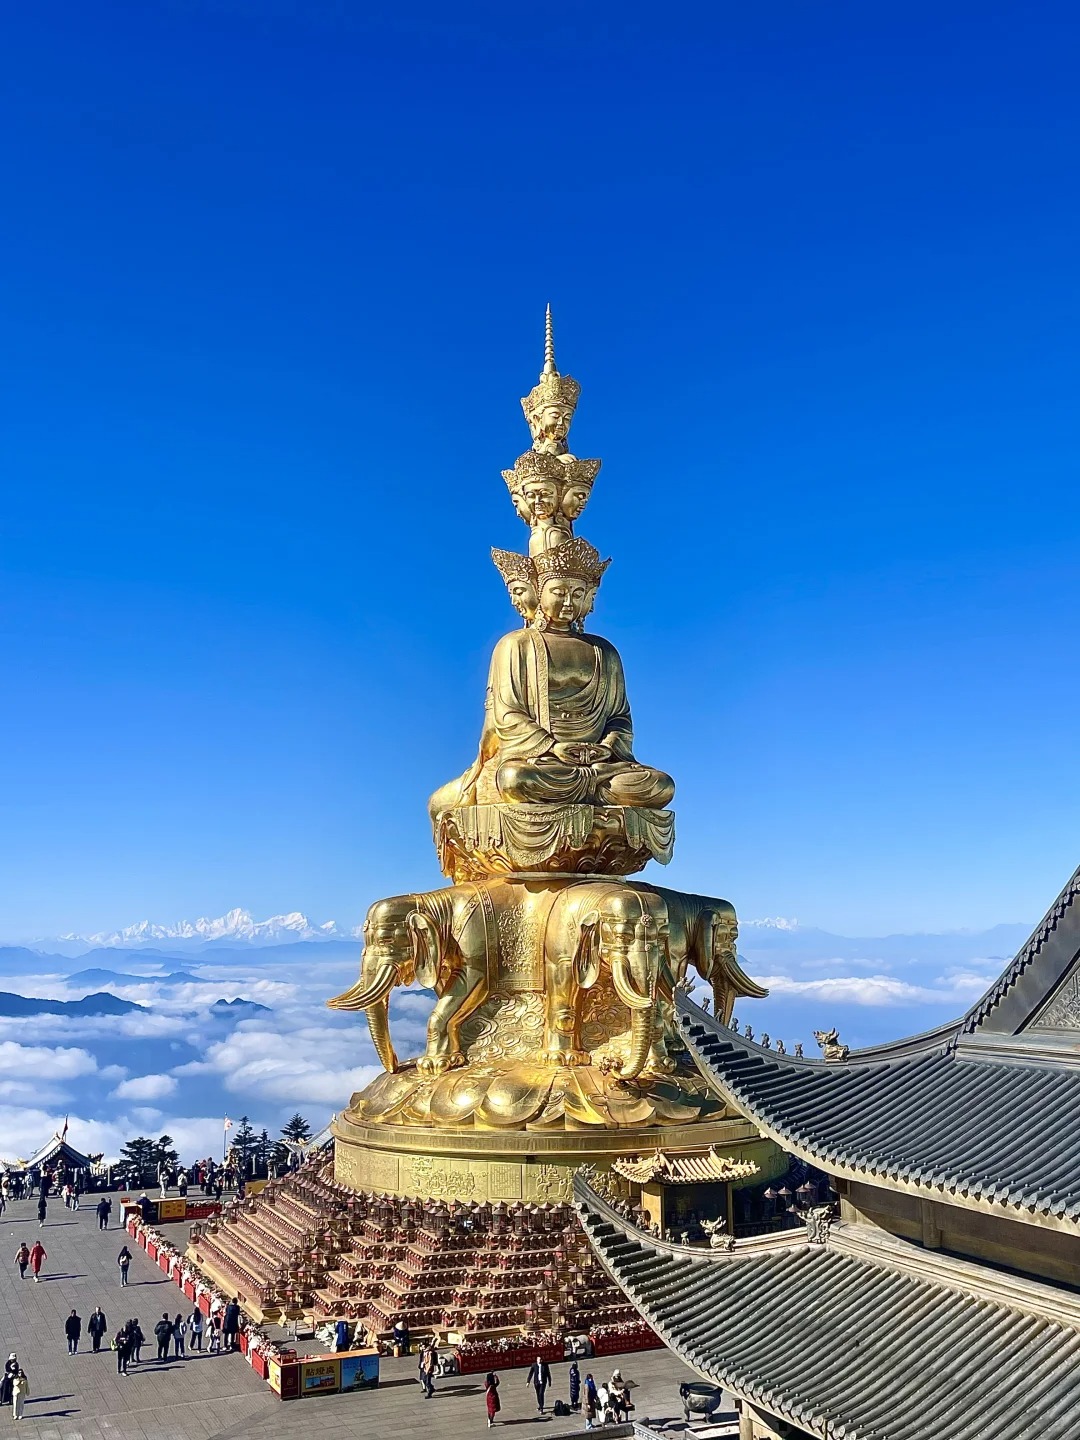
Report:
543,303,557,376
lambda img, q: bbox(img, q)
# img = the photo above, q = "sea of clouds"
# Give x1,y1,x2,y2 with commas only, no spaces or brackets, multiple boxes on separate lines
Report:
0,912,1033,1165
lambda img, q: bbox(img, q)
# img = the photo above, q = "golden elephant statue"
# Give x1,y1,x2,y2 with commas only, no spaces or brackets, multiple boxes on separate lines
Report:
327,878,766,1084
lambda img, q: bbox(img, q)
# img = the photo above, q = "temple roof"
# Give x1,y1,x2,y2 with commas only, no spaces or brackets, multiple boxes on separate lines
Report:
574,1175,1080,1440
612,1148,759,1185
24,1134,97,1171
677,861,1080,1227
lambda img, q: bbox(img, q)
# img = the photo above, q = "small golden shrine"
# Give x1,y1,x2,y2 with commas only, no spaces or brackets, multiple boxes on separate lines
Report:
329,311,782,1205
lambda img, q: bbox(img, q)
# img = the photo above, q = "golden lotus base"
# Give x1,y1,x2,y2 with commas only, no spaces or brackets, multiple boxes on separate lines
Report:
332,1112,785,1204
348,1058,725,1130
435,802,675,882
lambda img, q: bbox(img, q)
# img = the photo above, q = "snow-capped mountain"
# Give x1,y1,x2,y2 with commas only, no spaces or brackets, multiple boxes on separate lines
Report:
54,908,361,950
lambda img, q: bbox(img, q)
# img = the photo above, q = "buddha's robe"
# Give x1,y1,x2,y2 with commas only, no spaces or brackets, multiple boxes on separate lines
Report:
429,629,674,817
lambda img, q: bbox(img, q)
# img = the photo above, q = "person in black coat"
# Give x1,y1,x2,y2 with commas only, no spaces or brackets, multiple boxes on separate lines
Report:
87,1307,107,1353
36,1195,47,1227
154,1313,173,1361
222,1299,240,1351
64,1310,82,1354
526,1356,552,1414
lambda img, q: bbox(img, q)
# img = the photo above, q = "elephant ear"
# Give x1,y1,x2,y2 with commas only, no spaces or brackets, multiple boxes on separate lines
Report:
407,912,441,990
574,911,603,989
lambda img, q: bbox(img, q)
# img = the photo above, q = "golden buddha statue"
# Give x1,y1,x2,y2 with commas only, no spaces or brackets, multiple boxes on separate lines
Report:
330,308,771,1167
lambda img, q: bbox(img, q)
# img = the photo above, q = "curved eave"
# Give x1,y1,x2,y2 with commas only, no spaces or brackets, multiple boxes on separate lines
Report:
678,997,1080,1229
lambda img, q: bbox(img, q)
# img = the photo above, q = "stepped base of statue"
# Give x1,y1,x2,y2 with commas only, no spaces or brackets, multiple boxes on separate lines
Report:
434,802,675,882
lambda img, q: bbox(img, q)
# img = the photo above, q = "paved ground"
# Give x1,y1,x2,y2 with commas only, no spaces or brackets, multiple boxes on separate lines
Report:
0,1194,716,1439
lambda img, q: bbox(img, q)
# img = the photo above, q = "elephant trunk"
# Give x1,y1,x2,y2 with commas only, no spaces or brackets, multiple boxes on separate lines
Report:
617,1006,653,1079
365,995,399,1074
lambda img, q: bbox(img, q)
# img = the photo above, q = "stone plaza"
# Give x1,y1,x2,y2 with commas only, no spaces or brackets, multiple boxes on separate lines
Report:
0,1191,705,1439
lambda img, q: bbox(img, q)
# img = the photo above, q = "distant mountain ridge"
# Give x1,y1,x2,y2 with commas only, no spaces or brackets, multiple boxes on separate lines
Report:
43,907,362,952
0,990,146,1018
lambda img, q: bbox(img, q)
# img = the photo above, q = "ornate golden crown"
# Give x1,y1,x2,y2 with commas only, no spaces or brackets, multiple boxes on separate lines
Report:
559,456,602,488
501,449,565,493
534,536,611,587
490,547,536,586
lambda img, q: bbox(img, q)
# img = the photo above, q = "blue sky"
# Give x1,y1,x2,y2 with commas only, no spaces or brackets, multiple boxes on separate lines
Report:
3,0,1080,941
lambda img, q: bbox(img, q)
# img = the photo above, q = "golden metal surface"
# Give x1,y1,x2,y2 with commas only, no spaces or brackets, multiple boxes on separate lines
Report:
329,314,769,1156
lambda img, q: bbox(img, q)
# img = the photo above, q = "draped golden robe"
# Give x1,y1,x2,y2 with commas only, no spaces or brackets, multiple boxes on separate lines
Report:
429,629,674,817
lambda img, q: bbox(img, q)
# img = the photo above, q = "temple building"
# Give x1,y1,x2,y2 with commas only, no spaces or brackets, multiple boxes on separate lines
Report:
576,861,1080,1438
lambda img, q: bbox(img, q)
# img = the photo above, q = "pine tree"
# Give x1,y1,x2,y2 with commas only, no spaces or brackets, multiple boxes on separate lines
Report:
254,1128,272,1179
230,1115,256,1176
152,1134,179,1172
118,1137,157,1185
281,1113,312,1143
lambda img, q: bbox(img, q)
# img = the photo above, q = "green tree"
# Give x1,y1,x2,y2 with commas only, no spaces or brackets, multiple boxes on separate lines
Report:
254,1128,272,1179
281,1113,312,1144
152,1134,179,1173
230,1115,256,1175
118,1136,156,1184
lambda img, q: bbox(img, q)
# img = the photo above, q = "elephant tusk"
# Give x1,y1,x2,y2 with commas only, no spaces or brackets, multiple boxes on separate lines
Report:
326,960,397,1012
611,954,654,1011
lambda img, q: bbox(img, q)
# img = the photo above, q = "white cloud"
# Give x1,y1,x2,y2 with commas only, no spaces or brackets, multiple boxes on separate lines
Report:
755,971,992,1007
112,1074,178,1102
0,1039,100,1078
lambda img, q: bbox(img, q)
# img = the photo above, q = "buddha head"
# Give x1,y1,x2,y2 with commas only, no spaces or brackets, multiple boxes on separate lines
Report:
521,476,559,520
491,548,539,624
521,308,582,455
561,481,592,521
533,537,611,631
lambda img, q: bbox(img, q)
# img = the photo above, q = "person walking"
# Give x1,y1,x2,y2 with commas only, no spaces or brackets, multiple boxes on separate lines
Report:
526,1355,552,1415
28,1240,46,1282
13,1244,29,1280
114,1326,131,1376
36,1194,47,1227
417,1342,436,1398
187,1307,204,1352
117,1245,132,1286
88,1307,107,1354
208,1312,222,1354
154,1313,173,1362
484,1371,501,1428
569,1359,581,1412
65,1310,82,1355
172,1313,185,1358
96,1197,111,1231
11,1367,29,1421
0,1354,19,1406
584,1372,599,1431
222,1298,240,1352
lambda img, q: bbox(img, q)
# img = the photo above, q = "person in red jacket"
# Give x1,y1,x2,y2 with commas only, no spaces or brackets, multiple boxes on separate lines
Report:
28,1241,46,1282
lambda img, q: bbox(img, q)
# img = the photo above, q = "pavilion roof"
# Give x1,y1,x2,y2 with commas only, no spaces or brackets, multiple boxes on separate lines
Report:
24,1134,97,1171
612,1148,760,1185
574,1173,1080,1440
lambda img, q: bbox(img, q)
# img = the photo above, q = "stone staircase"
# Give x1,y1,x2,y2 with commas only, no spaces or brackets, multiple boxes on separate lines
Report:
187,1156,637,1338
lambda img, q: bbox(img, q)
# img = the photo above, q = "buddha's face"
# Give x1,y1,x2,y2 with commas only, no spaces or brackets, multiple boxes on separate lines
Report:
537,403,571,444
561,483,591,520
539,576,589,627
521,479,558,519
506,486,532,522
506,577,539,622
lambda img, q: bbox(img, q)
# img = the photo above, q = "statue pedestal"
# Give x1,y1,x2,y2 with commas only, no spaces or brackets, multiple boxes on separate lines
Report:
331,1112,781,1204
434,802,674,882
